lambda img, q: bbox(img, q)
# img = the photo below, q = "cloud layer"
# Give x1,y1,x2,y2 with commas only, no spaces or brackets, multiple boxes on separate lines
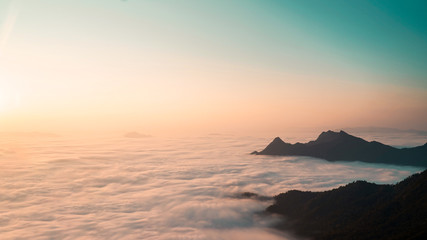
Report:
0,133,422,239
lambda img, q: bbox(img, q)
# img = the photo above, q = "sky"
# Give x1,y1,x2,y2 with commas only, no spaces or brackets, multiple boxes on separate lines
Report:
0,0,426,135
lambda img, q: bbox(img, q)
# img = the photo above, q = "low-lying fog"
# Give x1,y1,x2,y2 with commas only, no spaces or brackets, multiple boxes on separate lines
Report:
0,131,424,240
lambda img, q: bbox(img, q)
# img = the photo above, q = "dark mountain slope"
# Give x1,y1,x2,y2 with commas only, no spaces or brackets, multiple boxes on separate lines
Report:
267,170,427,240
253,130,427,167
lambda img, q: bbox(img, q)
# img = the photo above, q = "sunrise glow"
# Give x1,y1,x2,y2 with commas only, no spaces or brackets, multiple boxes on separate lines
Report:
0,0,425,136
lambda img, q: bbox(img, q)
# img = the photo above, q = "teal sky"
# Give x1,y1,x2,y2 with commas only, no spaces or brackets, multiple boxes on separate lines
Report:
268,0,427,86
3,0,426,85
0,0,426,133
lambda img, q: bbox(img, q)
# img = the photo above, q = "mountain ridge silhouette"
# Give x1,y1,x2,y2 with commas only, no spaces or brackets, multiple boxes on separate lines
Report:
252,130,427,167
266,169,427,239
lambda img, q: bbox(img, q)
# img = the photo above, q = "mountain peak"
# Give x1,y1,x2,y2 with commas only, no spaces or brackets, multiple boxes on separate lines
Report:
316,130,349,142
272,137,284,143
256,137,288,155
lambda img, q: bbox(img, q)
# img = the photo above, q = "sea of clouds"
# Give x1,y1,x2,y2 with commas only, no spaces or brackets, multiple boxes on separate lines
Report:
0,131,424,240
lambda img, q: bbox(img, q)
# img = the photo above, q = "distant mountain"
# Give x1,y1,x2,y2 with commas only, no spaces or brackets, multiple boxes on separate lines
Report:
343,127,427,136
266,169,427,240
123,132,151,138
252,130,427,167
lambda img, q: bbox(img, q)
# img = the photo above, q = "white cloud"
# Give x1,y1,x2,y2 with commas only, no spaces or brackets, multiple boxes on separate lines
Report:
0,134,421,239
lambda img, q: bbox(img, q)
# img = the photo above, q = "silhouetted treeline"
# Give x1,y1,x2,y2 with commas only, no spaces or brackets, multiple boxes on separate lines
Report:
267,170,427,240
